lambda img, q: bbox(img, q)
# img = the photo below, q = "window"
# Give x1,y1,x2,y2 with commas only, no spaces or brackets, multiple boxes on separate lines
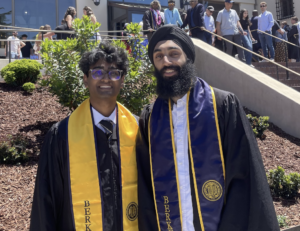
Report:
109,0,168,7
13,0,76,40
276,0,294,20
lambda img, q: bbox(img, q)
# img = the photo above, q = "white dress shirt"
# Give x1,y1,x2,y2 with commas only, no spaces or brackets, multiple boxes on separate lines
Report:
171,94,195,231
204,13,215,32
92,107,117,133
257,11,274,32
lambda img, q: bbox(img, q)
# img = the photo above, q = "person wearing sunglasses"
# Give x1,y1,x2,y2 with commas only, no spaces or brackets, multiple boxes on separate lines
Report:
164,0,183,27
30,41,139,231
257,2,276,61
180,0,206,41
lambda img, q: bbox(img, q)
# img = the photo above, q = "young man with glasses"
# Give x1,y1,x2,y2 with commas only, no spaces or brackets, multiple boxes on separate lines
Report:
30,41,139,231
164,0,183,27
181,0,205,41
257,2,276,61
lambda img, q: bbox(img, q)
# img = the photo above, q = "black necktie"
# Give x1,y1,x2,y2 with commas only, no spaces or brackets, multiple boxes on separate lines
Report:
99,120,114,140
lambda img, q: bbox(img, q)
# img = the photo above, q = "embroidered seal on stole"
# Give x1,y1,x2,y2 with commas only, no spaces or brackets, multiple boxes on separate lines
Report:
126,202,138,221
202,180,223,201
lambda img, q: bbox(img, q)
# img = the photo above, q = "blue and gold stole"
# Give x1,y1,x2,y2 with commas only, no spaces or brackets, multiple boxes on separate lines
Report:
149,79,225,231
67,98,139,231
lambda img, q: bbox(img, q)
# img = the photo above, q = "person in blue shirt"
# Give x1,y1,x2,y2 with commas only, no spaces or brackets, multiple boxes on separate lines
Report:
257,1,276,61
164,0,183,27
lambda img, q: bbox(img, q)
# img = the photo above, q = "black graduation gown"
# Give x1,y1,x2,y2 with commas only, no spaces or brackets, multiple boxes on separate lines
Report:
30,117,122,231
287,25,300,60
136,88,279,231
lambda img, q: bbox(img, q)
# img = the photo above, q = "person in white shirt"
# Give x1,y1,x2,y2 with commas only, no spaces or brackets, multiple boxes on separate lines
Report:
203,6,215,45
257,1,275,60
4,31,25,59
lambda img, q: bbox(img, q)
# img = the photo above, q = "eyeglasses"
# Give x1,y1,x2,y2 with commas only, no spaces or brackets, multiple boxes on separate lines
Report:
168,2,175,5
260,5,266,7
189,1,196,4
90,69,123,81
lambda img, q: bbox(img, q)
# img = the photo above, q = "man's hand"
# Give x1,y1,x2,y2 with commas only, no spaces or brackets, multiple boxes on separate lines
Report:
148,28,154,32
200,26,205,31
243,31,247,35
217,34,222,41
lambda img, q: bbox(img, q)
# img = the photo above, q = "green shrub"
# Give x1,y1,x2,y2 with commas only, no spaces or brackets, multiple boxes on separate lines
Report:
41,19,155,114
114,23,156,115
0,134,29,165
246,114,269,139
277,215,289,228
267,166,300,199
1,59,43,86
40,16,100,111
22,82,35,93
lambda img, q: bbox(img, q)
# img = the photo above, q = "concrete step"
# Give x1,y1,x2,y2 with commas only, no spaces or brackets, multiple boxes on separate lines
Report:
279,79,300,86
253,62,300,68
255,67,300,74
268,73,300,80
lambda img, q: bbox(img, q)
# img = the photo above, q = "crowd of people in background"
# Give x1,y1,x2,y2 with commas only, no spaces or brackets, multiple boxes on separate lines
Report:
5,0,300,64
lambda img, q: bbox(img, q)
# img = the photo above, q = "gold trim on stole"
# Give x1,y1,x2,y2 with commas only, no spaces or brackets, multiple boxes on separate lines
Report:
117,102,139,230
210,87,226,180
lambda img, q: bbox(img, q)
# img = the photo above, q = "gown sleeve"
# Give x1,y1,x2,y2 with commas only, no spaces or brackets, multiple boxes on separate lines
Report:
215,89,279,231
137,89,279,231
30,120,69,231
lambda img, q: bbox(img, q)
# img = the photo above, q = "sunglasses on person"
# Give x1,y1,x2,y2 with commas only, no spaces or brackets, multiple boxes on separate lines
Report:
90,69,123,81
260,5,266,7
168,2,175,5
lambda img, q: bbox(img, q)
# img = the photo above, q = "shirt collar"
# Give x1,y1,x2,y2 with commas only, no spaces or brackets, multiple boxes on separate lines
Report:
92,106,117,126
173,93,188,108
224,8,231,12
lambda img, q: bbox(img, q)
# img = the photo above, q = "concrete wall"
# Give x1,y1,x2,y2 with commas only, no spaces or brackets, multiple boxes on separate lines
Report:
76,0,108,34
192,38,300,138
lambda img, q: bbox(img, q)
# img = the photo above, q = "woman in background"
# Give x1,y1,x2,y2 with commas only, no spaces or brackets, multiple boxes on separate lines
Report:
274,21,288,62
83,6,101,41
34,26,55,59
83,6,97,24
239,9,255,66
64,6,76,29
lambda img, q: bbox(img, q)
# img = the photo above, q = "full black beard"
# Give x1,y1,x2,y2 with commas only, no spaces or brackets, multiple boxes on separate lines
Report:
154,60,197,99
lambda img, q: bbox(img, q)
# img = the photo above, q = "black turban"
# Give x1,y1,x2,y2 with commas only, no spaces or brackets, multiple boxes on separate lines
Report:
148,25,195,64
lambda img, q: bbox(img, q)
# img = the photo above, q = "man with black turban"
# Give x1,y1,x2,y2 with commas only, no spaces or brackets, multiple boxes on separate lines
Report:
136,25,279,231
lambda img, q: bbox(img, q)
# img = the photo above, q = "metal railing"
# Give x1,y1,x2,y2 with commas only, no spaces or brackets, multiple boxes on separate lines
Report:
251,29,300,79
198,27,300,81
0,26,151,63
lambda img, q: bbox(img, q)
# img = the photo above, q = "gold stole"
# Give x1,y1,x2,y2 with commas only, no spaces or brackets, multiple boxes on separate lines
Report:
68,98,138,231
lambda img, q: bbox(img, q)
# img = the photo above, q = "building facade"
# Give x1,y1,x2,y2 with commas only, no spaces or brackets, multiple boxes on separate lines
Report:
0,0,299,57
